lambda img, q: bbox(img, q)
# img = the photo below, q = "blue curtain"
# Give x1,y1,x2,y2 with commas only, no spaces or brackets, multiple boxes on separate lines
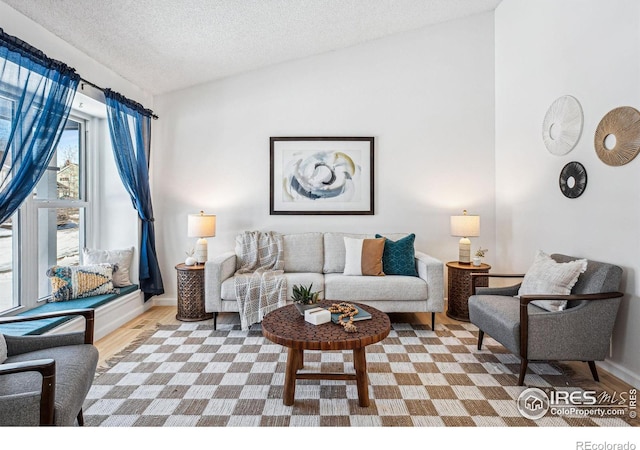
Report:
104,89,164,300
0,28,80,223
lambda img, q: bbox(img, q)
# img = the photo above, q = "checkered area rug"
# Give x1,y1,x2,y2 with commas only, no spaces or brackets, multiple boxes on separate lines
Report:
83,322,634,427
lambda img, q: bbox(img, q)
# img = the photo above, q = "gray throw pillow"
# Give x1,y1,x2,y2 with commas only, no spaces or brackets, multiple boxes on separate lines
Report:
0,333,7,364
83,247,134,287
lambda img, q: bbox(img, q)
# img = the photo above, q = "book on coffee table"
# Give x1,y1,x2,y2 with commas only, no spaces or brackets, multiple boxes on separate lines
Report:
330,308,372,323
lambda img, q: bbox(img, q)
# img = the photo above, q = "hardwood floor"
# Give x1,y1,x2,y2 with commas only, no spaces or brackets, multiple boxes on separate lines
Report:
95,305,635,394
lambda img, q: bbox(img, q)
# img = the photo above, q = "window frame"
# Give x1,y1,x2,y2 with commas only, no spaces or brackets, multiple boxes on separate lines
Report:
1,109,98,314
34,115,89,301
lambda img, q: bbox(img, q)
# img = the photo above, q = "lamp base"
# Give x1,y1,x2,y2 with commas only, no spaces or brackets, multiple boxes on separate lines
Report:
458,237,471,264
194,238,208,264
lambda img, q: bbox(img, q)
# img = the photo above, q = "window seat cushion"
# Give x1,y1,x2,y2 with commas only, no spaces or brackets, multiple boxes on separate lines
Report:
0,284,139,336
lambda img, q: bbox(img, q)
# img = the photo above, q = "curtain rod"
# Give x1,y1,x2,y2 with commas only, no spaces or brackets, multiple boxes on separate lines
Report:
80,78,159,120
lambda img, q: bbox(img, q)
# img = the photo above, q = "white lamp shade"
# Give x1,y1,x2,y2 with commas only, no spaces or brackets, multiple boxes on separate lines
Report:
451,210,480,264
188,212,216,238
450,213,480,238
188,211,216,264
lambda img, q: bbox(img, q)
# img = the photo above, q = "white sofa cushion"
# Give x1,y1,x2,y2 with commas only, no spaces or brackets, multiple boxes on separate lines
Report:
221,272,324,302
324,273,427,301
283,232,324,273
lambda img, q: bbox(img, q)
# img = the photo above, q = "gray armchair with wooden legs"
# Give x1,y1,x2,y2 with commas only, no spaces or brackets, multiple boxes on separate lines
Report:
468,254,624,386
0,309,98,426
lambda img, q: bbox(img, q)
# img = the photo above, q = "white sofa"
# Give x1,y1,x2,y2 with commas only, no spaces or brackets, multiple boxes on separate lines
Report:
205,232,444,329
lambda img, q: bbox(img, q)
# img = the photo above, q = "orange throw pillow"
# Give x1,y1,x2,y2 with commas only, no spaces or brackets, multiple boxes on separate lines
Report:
343,237,386,276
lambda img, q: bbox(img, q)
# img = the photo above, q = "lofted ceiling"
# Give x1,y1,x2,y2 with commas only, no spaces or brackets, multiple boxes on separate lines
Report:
2,0,502,96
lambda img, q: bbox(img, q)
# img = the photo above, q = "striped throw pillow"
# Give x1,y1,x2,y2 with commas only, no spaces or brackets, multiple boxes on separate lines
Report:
343,237,386,276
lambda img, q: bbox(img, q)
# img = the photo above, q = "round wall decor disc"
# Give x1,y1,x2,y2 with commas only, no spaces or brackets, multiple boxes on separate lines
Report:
594,106,640,166
542,95,583,155
559,161,587,199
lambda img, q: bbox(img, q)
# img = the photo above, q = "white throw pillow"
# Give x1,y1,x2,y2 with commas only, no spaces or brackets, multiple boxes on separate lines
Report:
0,334,7,364
83,247,134,287
518,250,587,311
343,237,385,276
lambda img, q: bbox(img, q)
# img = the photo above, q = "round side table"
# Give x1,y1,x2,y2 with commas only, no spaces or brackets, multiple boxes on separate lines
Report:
446,261,491,322
175,263,213,322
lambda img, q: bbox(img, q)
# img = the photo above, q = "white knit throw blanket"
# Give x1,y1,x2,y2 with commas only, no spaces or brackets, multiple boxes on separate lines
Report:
234,231,288,330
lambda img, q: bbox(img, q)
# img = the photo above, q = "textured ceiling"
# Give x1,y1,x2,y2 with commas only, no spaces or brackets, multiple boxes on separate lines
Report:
2,0,502,95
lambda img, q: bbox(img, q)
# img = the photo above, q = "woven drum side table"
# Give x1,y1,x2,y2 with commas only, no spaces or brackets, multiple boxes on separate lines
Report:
175,263,213,322
446,261,491,322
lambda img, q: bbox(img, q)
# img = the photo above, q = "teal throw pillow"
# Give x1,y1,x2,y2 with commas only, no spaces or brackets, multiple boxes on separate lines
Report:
375,233,418,277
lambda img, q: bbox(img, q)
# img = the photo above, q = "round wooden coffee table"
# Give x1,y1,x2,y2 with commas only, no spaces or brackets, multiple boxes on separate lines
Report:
261,301,390,407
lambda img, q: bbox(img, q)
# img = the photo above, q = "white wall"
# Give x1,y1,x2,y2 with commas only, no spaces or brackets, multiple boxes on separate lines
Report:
495,0,640,386
153,13,496,303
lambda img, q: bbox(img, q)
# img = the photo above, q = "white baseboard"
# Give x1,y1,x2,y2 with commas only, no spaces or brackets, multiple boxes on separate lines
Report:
598,359,640,389
153,296,178,307
48,289,149,341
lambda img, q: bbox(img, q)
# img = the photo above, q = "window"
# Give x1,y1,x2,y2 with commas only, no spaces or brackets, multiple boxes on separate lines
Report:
0,111,92,314
34,118,87,300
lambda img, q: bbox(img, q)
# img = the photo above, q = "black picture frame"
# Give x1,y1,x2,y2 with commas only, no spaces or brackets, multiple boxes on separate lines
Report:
270,136,374,215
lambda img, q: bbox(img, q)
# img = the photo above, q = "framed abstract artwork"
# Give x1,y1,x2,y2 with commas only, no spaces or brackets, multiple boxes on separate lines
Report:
270,136,374,215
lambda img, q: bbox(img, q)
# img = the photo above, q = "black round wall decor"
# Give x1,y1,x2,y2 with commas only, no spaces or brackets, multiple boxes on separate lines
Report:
559,161,587,199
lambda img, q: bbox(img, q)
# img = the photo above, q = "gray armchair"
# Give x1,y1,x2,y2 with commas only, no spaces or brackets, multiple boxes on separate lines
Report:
468,254,624,386
0,309,98,426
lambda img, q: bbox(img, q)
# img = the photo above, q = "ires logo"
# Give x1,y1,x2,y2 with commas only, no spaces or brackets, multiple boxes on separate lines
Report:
517,388,635,420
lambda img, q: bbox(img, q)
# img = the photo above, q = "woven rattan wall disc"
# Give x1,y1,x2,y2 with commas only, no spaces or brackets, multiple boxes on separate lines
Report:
594,106,640,166
542,95,583,155
559,161,587,199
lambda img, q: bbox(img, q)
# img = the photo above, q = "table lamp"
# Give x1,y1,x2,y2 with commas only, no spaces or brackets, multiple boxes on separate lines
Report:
188,211,216,264
450,209,480,264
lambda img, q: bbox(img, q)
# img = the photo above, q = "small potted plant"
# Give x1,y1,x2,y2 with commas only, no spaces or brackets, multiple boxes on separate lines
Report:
292,283,322,315
473,247,488,266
